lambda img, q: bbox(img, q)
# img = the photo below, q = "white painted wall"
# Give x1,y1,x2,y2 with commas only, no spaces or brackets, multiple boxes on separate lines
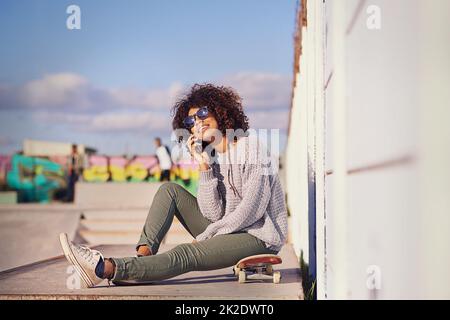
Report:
286,0,450,299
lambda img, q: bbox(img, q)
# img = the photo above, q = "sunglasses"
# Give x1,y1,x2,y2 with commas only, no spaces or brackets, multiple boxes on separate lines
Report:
183,106,209,129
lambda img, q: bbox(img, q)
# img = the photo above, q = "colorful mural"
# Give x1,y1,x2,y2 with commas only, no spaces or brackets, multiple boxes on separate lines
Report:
5,154,66,203
82,155,159,183
0,153,199,203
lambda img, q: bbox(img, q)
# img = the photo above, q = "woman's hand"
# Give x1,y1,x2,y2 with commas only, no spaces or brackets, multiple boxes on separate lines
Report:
186,135,210,169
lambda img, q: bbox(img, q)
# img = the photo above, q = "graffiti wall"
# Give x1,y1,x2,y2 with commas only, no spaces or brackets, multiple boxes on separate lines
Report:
83,155,157,182
3,154,66,203
0,154,199,203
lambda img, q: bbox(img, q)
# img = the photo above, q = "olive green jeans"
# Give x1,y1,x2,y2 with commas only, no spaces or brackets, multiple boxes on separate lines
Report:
110,182,276,282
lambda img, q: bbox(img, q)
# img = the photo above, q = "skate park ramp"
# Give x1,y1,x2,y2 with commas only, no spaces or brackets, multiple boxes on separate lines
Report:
0,206,81,272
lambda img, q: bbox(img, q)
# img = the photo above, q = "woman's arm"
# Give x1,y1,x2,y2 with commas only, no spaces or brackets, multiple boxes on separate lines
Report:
196,166,226,222
196,137,272,241
196,165,271,241
186,135,225,222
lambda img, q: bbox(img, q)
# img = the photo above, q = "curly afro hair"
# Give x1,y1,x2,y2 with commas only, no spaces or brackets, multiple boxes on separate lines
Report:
171,83,249,135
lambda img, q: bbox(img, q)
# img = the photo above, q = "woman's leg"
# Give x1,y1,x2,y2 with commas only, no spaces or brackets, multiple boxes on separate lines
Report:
58,182,275,286
136,182,211,255
110,232,276,282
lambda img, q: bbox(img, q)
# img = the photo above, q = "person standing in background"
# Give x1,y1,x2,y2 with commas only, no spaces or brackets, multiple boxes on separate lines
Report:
66,144,84,202
154,137,172,182
170,142,193,186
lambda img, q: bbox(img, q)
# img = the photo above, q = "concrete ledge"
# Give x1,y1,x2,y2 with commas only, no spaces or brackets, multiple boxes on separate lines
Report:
75,182,163,207
0,192,17,204
0,244,303,300
0,203,148,211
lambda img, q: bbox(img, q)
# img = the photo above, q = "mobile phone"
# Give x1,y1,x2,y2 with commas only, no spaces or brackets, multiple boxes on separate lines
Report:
194,138,203,154
186,135,202,154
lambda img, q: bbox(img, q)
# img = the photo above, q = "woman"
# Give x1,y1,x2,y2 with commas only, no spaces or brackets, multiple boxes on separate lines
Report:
59,83,288,287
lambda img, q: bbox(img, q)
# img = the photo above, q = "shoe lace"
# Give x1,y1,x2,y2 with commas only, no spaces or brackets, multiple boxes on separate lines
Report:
74,245,101,267
72,243,110,285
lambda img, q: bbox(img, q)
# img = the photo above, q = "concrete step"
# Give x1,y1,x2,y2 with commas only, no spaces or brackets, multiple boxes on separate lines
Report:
80,209,148,221
79,220,189,233
164,231,194,244
75,182,163,207
78,217,193,245
78,229,194,246
80,220,145,232
78,230,142,245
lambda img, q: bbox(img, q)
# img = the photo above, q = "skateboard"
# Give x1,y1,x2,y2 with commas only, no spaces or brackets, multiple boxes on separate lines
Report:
233,254,282,284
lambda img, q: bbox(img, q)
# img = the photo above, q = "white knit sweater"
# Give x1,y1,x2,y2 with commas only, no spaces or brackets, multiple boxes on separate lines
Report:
195,135,288,252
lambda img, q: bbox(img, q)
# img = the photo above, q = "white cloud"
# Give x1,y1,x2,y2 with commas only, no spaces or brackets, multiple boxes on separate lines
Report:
32,111,92,124
107,82,185,110
219,72,291,110
1,71,291,136
0,73,184,112
33,110,171,133
20,73,89,108
0,71,290,113
89,112,171,132
247,109,289,130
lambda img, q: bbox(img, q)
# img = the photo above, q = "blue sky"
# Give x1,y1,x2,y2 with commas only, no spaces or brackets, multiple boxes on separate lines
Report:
0,0,297,155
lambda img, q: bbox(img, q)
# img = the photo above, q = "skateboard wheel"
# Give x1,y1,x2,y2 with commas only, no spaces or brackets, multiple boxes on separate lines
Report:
273,271,281,284
238,271,246,283
266,265,273,274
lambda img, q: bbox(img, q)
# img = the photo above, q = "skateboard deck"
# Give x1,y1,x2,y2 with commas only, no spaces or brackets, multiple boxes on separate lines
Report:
112,279,156,286
233,254,282,284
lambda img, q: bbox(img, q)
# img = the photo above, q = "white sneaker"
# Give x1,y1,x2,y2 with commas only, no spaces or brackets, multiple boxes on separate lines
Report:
59,233,104,288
